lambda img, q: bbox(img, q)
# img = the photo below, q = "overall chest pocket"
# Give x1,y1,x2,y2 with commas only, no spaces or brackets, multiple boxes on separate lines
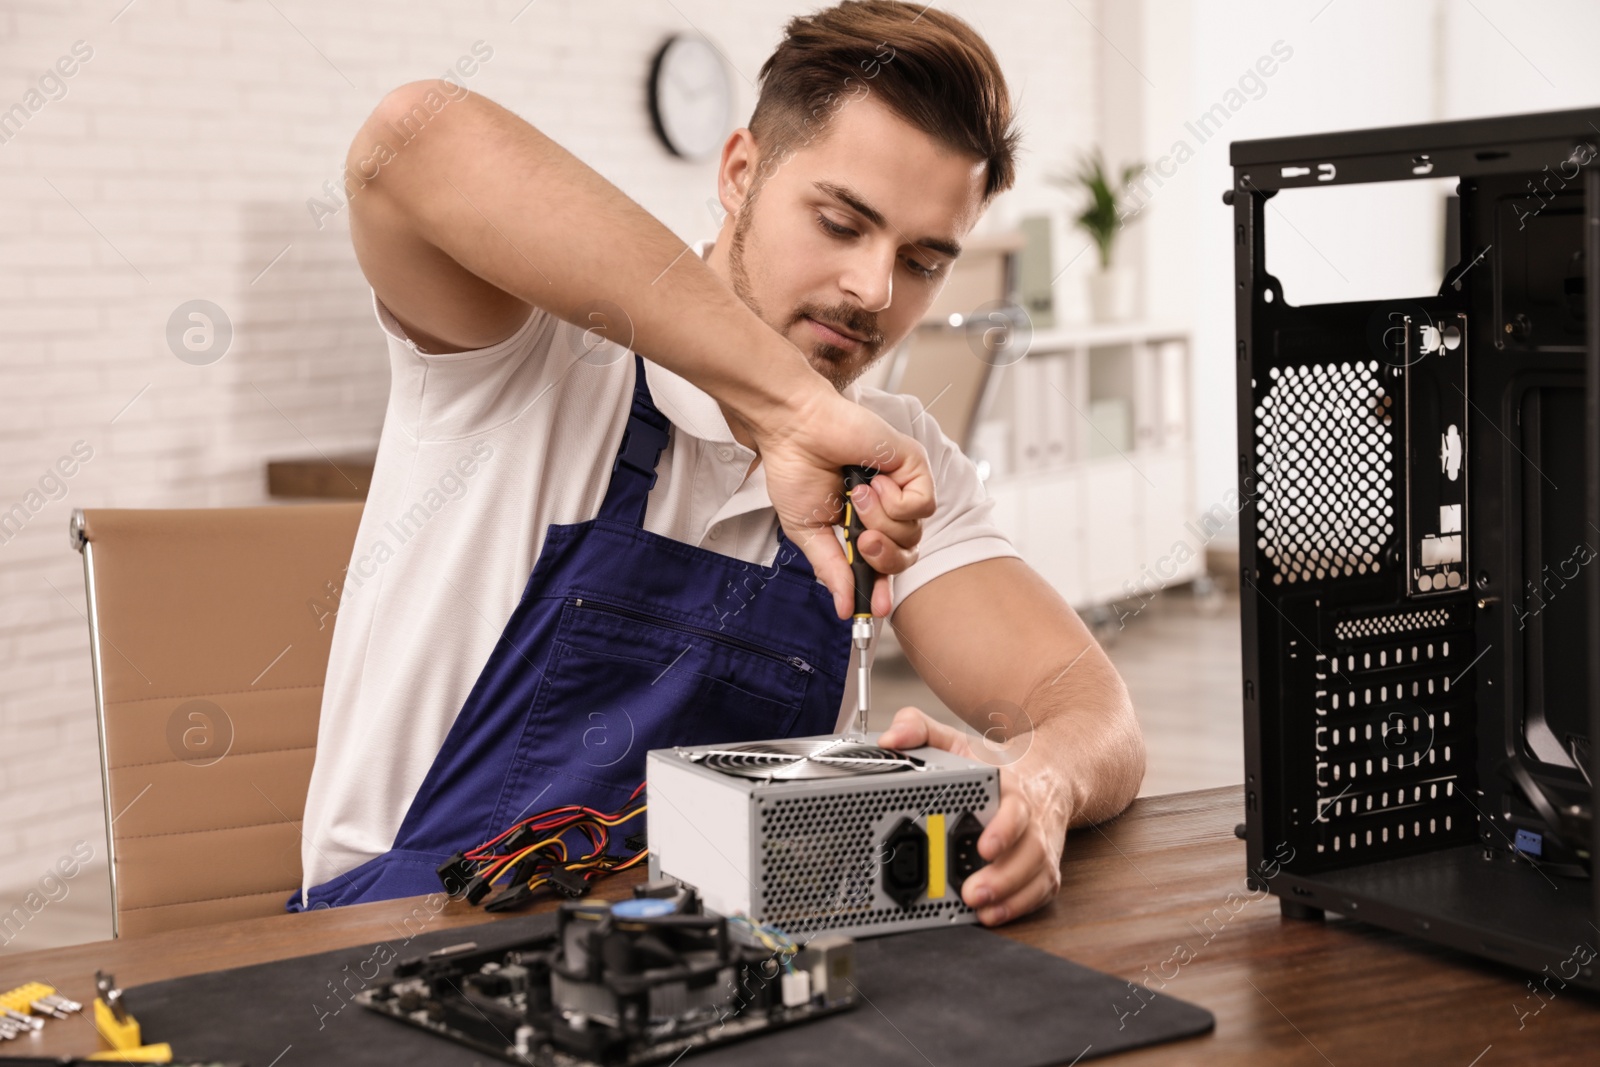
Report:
506,597,818,794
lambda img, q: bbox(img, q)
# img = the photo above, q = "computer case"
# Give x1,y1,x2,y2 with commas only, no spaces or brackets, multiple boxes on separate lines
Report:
1231,108,1600,991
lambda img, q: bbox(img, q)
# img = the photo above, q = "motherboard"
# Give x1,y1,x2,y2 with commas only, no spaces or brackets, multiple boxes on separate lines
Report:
355,882,856,1066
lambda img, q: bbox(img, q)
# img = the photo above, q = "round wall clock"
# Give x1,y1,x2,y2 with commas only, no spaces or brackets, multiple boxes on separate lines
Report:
648,34,733,161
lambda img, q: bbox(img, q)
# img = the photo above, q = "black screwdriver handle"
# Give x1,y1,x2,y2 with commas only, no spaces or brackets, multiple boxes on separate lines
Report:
843,466,881,618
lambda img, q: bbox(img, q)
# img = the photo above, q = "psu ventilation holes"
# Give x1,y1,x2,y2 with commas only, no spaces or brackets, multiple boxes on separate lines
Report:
757,782,989,931
1255,361,1394,584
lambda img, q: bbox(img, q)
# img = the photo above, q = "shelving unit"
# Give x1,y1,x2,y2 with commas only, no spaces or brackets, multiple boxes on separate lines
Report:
876,316,1203,614
865,228,1204,615
970,322,1203,609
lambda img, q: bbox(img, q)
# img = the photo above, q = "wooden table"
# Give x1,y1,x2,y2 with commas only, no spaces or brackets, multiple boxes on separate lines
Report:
3,786,1594,1064
265,452,375,499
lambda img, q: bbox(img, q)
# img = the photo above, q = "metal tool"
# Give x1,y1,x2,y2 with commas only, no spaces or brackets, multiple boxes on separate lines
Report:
93,970,176,1061
1,1009,37,1032
96,970,126,1024
841,465,880,741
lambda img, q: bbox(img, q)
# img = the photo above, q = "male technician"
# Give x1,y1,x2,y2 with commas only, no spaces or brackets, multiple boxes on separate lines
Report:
298,1,1145,925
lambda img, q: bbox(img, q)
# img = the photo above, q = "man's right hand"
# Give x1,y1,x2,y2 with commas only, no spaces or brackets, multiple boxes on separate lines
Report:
739,372,935,620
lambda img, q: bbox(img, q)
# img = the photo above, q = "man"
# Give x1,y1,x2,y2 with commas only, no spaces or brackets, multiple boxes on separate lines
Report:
297,0,1144,927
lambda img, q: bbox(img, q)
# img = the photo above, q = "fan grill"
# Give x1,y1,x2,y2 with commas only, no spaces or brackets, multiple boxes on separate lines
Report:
691,739,919,780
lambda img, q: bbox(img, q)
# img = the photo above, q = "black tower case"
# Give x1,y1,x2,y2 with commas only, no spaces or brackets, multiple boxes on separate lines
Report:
1231,108,1600,990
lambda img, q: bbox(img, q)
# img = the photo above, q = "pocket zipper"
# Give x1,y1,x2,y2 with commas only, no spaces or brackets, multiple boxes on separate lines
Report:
570,597,816,675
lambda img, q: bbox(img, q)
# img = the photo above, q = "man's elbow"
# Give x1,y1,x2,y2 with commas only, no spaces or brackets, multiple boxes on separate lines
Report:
343,79,474,201
1069,662,1145,827
1102,671,1146,817
1111,689,1147,815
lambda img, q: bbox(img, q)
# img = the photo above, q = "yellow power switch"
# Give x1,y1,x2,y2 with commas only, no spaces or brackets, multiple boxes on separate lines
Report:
926,813,947,900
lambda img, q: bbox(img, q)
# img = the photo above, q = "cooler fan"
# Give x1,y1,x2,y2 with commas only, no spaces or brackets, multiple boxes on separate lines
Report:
688,738,922,780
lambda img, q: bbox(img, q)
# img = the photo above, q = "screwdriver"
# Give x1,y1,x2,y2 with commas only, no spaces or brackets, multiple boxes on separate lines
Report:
842,465,881,742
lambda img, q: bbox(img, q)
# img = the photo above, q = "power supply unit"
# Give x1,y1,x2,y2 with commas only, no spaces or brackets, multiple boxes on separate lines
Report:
645,736,1000,939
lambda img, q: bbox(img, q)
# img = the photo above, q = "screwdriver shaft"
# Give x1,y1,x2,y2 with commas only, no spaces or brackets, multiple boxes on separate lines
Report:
851,617,872,741
842,465,880,742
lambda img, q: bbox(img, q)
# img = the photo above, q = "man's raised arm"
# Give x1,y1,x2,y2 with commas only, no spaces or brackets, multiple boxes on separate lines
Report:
342,80,936,617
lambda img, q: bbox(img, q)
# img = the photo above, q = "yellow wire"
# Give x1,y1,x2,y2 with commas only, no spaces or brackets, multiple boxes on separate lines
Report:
730,913,797,957
477,801,649,887
584,804,647,827
486,834,568,883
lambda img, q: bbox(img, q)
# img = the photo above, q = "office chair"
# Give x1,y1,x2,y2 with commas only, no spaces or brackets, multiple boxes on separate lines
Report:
70,503,362,936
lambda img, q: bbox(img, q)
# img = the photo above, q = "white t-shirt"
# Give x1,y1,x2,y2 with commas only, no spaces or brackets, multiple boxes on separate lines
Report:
297,240,1020,897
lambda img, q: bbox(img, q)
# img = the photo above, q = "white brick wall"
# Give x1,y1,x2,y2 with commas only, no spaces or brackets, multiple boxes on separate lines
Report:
0,0,1094,933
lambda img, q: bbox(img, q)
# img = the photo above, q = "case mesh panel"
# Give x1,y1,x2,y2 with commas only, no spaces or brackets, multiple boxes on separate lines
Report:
758,781,989,933
1310,605,1476,861
1255,360,1395,585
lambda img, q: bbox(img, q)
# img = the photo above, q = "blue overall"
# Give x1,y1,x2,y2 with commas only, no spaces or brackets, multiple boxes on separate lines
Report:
295,354,852,908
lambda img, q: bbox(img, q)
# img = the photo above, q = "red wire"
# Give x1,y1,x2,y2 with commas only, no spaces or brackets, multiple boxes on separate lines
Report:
462,784,648,895
469,805,589,854
466,792,645,859
468,810,599,860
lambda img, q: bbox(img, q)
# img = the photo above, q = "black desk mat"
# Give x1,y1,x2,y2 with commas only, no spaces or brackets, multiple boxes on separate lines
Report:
124,914,1213,1065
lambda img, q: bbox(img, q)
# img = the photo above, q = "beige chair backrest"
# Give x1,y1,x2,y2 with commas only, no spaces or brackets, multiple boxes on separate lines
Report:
885,230,1023,451
889,327,996,451
72,504,362,937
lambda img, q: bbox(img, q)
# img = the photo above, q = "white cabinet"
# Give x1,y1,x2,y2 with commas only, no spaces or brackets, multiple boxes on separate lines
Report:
975,324,1199,610
1084,457,1140,604
1137,449,1206,591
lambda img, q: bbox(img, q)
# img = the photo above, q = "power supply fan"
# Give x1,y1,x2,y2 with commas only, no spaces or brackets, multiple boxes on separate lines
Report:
688,738,922,780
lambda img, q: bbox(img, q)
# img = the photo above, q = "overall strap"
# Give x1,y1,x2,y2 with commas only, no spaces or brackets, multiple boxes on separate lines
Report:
597,353,671,526
772,522,818,579
598,353,823,587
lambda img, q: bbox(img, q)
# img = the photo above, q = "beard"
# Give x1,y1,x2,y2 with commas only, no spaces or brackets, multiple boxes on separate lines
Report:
727,197,886,392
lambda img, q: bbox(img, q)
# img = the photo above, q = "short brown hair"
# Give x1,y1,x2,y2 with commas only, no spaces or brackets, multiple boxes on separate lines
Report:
749,1,1019,201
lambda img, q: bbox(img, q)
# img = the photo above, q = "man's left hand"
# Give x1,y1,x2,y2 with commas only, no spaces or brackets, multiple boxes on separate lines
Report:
876,705,1068,926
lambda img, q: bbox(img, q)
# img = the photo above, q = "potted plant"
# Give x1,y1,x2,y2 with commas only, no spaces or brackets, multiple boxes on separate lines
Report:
1051,149,1144,323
